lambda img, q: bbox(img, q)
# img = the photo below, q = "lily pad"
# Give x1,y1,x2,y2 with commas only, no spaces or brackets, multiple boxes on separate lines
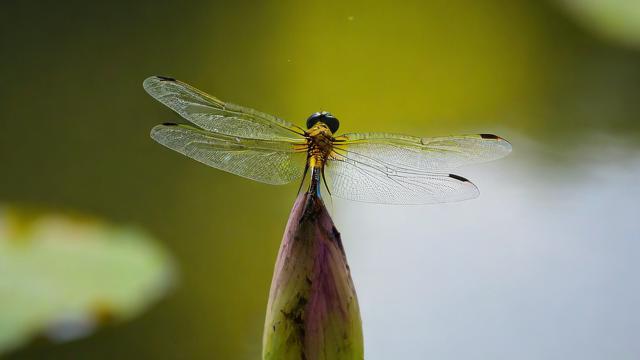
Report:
0,206,176,354
560,0,640,47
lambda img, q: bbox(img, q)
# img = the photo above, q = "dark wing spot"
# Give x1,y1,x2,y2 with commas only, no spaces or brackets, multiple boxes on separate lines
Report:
480,134,500,140
162,122,178,126
449,174,470,182
156,76,176,82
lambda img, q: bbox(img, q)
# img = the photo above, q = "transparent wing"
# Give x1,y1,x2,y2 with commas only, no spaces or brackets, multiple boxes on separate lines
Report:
325,149,479,205
151,123,307,185
335,132,512,171
144,76,305,140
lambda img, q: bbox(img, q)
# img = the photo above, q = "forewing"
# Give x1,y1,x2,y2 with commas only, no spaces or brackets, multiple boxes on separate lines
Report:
325,149,479,204
144,76,304,140
151,124,307,185
336,133,511,171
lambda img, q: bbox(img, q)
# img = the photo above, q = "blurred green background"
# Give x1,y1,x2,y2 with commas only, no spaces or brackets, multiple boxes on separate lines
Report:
1,0,639,359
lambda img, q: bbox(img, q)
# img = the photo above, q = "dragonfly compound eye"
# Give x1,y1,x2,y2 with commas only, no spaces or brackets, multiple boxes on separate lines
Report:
306,112,340,133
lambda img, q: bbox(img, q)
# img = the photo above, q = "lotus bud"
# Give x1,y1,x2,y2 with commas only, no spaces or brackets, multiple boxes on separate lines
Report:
262,192,364,360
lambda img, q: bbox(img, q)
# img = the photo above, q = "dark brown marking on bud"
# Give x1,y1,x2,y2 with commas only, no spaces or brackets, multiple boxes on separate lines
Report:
331,226,340,239
300,194,321,224
156,76,176,82
480,134,500,139
330,225,347,254
280,293,308,358
162,122,178,126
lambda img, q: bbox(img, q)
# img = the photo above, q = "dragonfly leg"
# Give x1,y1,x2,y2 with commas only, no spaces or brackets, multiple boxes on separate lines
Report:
297,162,310,195
321,165,332,197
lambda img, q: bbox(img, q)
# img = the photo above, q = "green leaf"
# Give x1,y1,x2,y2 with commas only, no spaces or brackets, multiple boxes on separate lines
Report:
0,206,176,354
560,0,640,47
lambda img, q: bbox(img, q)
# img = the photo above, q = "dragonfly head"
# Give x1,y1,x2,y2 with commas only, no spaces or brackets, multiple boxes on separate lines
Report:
307,111,339,134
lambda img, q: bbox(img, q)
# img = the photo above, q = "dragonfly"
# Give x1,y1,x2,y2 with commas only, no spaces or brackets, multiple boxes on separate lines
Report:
144,76,511,204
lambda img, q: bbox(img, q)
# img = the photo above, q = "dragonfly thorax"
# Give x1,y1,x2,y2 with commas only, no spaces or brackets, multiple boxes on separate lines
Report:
306,123,334,169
